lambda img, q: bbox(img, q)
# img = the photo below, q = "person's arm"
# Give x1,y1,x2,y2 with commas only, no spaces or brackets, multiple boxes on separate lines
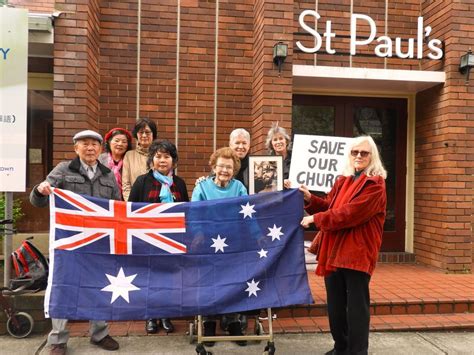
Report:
29,163,64,208
191,183,204,201
314,179,386,232
128,175,144,202
179,179,190,202
121,152,132,201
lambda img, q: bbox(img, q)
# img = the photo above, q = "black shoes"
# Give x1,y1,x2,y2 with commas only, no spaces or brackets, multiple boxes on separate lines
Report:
146,318,175,334
228,321,247,346
159,318,175,333
146,318,158,334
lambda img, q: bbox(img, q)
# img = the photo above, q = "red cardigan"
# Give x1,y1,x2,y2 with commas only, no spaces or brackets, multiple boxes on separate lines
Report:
305,174,386,276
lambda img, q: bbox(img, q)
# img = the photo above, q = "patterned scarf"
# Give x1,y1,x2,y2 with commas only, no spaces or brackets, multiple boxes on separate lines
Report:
107,153,124,197
152,170,174,203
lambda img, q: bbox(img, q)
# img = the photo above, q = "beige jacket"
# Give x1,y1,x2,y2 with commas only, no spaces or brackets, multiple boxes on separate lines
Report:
122,147,149,201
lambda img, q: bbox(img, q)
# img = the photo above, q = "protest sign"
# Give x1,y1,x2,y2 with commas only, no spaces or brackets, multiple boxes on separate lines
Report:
289,135,353,193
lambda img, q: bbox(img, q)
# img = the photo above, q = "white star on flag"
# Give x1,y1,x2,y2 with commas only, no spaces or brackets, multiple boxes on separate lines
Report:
101,267,140,303
267,224,284,241
239,202,256,219
258,249,268,258
211,235,228,253
245,278,261,297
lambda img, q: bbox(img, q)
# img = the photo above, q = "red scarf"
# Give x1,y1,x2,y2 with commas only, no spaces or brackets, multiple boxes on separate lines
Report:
107,153,124,198
316,174,367,276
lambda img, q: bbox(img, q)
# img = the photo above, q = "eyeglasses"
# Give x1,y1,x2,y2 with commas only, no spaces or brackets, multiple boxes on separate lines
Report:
351,150,371,158
138,130,152,136
216,164,233,171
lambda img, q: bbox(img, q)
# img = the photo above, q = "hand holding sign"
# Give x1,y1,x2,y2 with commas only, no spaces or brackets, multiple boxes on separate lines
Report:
289,135,353,193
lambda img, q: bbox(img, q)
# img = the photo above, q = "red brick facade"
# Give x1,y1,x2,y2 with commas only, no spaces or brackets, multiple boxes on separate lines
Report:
16,0,473,272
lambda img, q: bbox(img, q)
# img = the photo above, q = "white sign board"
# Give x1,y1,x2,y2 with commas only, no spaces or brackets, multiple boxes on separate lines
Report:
0,7,28,192
289,135,353,193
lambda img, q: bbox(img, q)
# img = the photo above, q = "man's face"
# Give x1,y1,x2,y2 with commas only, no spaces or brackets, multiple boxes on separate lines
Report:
262,163,276,184
229,134,250,159
74,138,101,166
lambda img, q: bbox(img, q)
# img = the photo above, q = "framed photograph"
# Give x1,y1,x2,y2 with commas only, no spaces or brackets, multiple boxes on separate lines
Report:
248,155,283,195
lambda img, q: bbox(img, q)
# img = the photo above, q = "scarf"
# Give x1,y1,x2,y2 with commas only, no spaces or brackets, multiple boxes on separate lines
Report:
107,153,124,197
152,170,174,203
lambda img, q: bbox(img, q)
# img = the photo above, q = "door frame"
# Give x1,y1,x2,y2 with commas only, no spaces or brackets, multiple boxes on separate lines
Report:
293,94,408,252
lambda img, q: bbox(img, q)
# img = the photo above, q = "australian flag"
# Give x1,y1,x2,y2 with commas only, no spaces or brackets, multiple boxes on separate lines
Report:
45,188,314,320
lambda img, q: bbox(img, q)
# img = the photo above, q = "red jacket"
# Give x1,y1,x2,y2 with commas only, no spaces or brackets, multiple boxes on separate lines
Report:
305,174,386,276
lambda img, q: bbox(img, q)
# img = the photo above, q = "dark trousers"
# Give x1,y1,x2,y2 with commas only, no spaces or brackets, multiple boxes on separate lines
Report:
324,268,371,355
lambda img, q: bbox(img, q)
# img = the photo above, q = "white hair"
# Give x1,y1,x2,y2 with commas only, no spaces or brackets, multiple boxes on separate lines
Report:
341,135,387,179
265,122,292,154
229,128,250,143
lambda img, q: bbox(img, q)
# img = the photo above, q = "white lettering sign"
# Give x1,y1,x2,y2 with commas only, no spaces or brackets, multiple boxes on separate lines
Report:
0,8,28,192
297,10,443,60
289,135,353,193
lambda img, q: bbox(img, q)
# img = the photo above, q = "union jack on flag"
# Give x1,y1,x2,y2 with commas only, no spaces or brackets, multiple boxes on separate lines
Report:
51,188,187,255
45,188,313,320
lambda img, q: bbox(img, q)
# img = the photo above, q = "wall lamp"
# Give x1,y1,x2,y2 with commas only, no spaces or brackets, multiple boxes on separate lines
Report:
459,48,474,84
273,42,288,74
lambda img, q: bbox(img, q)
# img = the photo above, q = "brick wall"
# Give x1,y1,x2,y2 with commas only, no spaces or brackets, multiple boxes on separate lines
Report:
252,0,294,153
45,0,473,273
415,0,473,272
52,0,100,162
8,0,54,13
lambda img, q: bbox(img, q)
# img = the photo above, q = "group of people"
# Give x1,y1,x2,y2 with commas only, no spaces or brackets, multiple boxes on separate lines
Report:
30,118,387,355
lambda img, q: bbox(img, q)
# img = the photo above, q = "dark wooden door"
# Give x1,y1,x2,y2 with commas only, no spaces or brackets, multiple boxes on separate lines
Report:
293,95,407,251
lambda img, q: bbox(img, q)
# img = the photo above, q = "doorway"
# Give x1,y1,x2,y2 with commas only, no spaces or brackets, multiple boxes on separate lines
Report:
292,95,407,251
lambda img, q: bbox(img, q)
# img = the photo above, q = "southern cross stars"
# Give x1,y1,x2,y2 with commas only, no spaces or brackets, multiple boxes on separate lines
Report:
245,278,261,297
267,224,284,241
211,235,228,253
101,267,140,303
258,248,268,258
239,202,256,219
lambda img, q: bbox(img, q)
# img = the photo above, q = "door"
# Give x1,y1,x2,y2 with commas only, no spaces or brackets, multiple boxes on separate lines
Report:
292,95,407,252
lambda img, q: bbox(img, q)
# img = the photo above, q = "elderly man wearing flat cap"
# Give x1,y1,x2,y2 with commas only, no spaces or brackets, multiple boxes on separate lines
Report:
30,129,120,355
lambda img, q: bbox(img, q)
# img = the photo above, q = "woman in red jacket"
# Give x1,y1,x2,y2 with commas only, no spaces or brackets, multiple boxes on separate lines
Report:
300,135,387,355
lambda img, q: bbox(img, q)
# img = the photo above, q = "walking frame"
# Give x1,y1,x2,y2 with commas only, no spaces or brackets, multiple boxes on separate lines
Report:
189,308,276,355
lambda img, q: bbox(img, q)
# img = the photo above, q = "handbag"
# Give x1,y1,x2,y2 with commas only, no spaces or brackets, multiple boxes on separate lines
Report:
307,231,322,256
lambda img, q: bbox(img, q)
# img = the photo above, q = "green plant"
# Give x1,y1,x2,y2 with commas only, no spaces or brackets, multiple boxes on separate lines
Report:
0,194,24,226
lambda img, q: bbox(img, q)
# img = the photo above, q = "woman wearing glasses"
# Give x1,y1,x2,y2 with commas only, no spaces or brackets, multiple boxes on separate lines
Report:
122,118,157,201
300,135,387,355
191,147,247,346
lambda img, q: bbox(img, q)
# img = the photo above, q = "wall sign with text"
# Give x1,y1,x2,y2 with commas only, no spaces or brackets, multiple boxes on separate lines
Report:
0,7,28,192
296,10,443,60
289,135,353,193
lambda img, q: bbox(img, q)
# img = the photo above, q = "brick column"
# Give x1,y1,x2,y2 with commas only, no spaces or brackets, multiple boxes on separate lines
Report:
415,1,474,273
252,0,294,153
53,0,101,163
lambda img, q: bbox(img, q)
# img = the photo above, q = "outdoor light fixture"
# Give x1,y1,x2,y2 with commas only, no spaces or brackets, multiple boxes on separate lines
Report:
459,48,474,84
273,42,288,74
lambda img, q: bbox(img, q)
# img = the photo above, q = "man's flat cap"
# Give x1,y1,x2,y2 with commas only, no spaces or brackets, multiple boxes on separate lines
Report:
73,130,103,144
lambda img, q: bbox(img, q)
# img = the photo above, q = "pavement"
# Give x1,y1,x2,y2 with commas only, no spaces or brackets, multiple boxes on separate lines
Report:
2,331,474,355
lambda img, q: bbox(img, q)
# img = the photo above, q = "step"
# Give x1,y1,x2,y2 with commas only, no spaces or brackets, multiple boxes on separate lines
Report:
268,313,474,333
275,298,474,318
66,313,474,337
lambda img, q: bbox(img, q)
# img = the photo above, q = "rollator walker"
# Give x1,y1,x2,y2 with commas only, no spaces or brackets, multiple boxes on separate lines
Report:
188,308,276,355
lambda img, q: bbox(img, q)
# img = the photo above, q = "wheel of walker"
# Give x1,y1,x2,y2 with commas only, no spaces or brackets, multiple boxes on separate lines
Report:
255,321,265,335
6,312,34,338
195,343,212,355
263,341,275,355
188,322,196,344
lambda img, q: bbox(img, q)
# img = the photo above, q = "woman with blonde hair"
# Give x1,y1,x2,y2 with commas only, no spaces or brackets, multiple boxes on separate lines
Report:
265,122,292,179
300,135,387,355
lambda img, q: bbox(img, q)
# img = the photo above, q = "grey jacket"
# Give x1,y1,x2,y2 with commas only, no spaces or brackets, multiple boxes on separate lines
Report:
30,157,121,208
